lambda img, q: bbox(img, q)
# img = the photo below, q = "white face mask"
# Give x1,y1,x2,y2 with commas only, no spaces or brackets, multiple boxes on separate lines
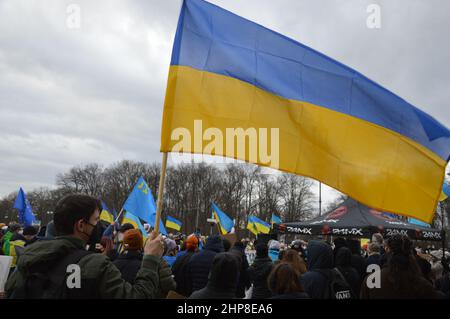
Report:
18,230,24,235
118,233,124,242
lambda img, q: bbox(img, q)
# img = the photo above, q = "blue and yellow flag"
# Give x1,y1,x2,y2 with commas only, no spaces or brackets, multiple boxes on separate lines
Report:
166,216,182,231
271,214,282,228
249,216,271,234
123,176,168,235
100,201,115,224
122,211,148,238
13,188,36,227
212,203,234,235
160,0,450,223
247,220,259,236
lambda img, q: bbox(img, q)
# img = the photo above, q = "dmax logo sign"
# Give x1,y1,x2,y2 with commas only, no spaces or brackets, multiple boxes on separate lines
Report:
287,227,312,235
332,228,363,236
386,229,408,237
422,231,442,240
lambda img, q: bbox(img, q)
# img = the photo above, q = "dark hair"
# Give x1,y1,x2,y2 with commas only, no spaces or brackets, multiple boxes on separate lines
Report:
386,235,421,291
53,194,102,236
268,263,304,295
222,238,231,252
233,241,245,249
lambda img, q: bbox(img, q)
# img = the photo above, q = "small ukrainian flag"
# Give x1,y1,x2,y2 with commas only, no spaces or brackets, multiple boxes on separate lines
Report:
165,216,182,231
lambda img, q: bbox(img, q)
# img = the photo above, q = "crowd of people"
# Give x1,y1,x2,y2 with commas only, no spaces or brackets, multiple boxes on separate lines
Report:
1,193,450,299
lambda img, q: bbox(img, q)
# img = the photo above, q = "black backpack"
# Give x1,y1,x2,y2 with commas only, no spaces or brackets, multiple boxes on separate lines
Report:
9,249,95,299
316,268,356,300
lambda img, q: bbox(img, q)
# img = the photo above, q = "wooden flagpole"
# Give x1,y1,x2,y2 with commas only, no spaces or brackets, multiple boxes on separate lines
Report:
154,152,168,234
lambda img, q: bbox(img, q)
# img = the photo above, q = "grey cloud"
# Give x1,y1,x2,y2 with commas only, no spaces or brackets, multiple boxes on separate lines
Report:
0,0,448,209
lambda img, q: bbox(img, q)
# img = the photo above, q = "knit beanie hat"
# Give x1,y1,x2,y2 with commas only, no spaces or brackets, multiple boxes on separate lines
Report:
123,229,144,251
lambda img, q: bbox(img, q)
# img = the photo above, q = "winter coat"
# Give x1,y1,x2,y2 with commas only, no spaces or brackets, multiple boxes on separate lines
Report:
172,250,196,297
5,236,161,298
230,245,251,298
300,240,334,299
189,253,239,299
187,236,224,293
335,247,361,297
248,256,273,299
114,250,176,298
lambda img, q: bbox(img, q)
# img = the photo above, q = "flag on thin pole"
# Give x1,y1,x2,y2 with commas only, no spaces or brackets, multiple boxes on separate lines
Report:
123,176,168,235
161,0,450,223
211,203,234,235
271,214,282,228
13,188,36,227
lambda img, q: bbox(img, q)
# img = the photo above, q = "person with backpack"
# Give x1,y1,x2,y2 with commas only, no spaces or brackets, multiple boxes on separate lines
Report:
300,240,355,299
334,247,360,298
5,194,164,299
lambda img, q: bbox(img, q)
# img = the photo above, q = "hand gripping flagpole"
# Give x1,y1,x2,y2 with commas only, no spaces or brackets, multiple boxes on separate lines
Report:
154,152,168,235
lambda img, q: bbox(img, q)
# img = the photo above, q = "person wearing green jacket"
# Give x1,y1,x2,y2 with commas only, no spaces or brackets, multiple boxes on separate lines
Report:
5,194,165,299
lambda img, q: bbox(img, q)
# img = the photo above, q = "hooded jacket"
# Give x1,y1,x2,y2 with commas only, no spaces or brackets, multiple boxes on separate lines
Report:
248,255,273,299
334,247,361,297
300,240,333,299
189,252,239,299
5,236,161,299
187,236,224,293
230,245,251,298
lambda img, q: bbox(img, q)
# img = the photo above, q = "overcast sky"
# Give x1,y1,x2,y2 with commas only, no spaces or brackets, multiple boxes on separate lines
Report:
0,0,449,209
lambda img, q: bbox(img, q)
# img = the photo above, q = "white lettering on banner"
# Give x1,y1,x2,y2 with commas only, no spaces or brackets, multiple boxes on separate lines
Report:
422,231,442,240
385,229,408,237
287,227,312,235
332,228,363,236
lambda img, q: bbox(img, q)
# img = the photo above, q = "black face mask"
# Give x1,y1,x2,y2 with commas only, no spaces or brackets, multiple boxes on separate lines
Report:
82,221,102,246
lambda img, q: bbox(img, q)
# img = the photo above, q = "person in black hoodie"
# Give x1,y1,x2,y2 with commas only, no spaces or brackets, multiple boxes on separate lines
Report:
189,252,240,299
334,247,361,298
300,240,333,299
230,241,251,298
248,242,273,299
187,235,224,293
346,239,366,280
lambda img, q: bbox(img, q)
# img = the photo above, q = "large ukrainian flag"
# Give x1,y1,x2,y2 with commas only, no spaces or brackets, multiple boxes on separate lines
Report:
161,0,450,223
